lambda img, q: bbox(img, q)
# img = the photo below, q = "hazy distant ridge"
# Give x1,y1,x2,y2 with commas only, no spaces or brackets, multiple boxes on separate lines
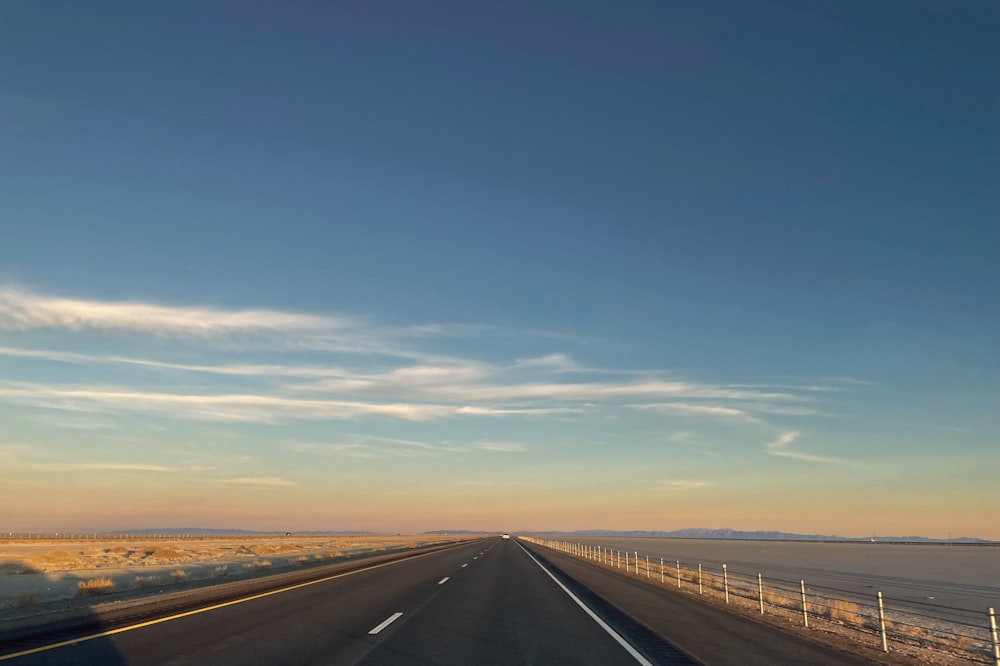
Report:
515,528,992,543
59,527,991,543
112,528,376,536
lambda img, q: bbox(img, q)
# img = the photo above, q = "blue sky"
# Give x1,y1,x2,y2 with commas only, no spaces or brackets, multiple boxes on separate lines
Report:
1,1,997,537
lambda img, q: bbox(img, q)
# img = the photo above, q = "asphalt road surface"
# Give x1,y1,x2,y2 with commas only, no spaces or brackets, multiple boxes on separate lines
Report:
1,538,873,665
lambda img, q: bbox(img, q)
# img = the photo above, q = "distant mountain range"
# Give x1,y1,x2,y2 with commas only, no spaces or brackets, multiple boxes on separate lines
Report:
112,528,376,536
71,527,992,543
421,530,485,535
510,528,993,543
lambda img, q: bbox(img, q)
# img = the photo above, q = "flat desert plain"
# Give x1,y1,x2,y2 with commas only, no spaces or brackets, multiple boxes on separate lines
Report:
0,534,470,612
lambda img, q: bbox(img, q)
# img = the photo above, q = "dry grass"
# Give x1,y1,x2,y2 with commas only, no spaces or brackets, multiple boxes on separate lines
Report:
243,559,272,571
169,569,189,583
147,547,183,560
296,556,309,564
212,564,229,578
762,588,790,609
952,634,975,652
130,575,162,589
76,577,114,597
823,599,864,625
42,550,80,567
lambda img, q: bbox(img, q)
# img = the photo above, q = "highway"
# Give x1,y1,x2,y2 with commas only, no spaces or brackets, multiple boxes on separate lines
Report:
0,538,875,665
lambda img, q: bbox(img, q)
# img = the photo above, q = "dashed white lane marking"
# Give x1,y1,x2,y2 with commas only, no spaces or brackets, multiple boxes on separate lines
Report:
369,612,404,635
438,577,450,584
514,541,654,666
461,563,468,567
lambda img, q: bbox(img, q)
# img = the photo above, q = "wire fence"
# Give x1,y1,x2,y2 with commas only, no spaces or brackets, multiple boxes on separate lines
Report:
522,537,1000,665
1,533,313,541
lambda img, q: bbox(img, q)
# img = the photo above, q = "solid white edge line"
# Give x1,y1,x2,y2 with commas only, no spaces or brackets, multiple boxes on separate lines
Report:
514,540,654,666
438,577,450,584
368,611,403,635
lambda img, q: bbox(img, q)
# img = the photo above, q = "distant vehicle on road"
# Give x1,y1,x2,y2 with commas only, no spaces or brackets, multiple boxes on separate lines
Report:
502,533,510,539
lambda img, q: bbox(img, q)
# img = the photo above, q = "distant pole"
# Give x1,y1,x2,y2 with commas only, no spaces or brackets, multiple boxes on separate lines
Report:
878,592,888,652
676,560,681,588
660,557,664,583
723,564,729,603
758,574,764,614
800,580,809,627
698,564,703,594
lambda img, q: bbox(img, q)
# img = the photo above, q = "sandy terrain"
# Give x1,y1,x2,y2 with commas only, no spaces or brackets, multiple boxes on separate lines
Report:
0,534,470,612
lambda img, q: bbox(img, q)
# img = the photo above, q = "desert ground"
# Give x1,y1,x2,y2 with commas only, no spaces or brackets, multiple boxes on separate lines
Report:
0,534,472,612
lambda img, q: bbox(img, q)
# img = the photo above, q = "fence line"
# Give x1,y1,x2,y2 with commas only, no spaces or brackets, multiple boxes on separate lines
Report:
521,537,1000,665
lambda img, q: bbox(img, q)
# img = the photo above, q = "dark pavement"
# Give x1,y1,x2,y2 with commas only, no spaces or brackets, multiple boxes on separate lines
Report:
1,538,876,665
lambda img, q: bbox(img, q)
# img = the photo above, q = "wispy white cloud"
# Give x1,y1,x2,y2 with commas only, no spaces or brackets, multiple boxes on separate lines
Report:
295,376,802,404
0,382,575,423
0,286,352,337
513,353,579,372
727,383,841,392
0,345,362,379
634,402,757,420
291,436,529,458
764,432,846,464
734,403,826,417
0,287,838,438
824,376,872,386
80,463,176,472
475,441,527,452
4,458,177,473
658,480,715,490
218,477,296,487
291,442,394,459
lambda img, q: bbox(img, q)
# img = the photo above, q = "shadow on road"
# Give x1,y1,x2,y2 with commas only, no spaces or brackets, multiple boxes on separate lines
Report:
0,560,127,665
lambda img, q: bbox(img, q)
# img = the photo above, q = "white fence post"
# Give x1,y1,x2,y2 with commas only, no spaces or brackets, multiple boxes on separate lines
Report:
757,573,764,614
988,607,999,666
635,551,639,575
676,560,681,588
723,564,729,603
646,555,649,578
878,592,888,652
660,557,664,583
625,551,629,571
800,580,809,628
698,564,703,594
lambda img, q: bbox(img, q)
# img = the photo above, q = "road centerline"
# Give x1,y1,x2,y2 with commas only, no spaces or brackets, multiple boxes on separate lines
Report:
438,577,450,584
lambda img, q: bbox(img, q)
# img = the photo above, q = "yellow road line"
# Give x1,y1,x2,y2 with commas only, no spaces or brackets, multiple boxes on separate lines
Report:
0,545,461,661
